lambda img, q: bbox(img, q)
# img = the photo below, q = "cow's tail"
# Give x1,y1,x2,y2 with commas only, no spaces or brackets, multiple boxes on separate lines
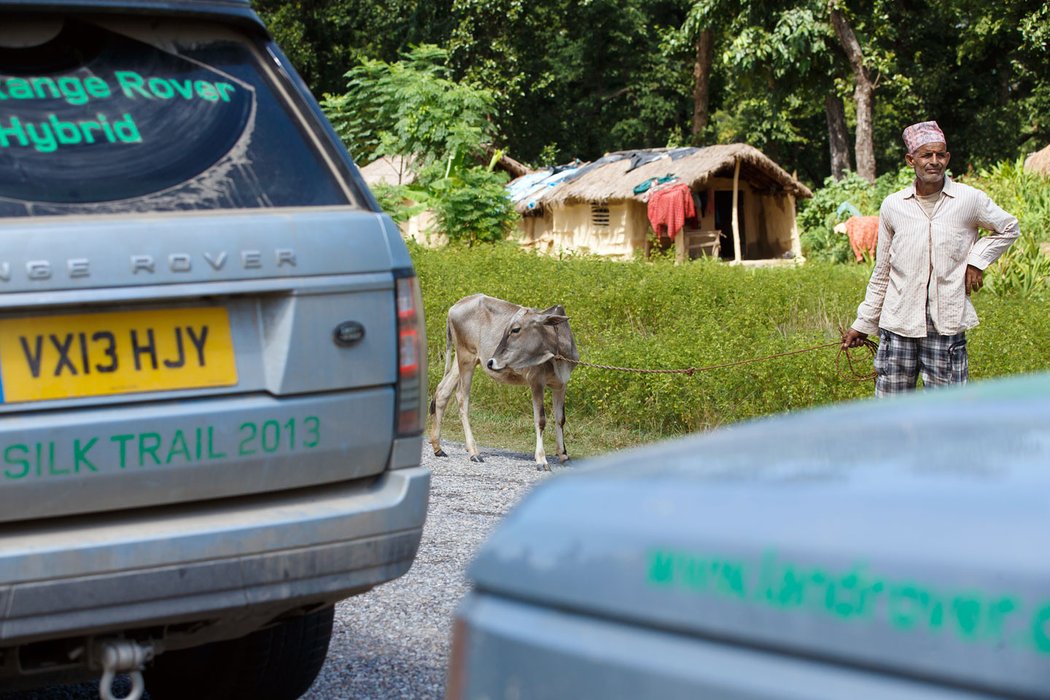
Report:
443,316,454,376
429,317,455,416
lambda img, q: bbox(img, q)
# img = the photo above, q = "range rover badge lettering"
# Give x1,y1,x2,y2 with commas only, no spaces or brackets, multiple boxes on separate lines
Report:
127,249,297,273
334,321,365,347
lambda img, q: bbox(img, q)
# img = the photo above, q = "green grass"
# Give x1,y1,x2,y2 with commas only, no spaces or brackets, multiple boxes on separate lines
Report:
414,242,1050,460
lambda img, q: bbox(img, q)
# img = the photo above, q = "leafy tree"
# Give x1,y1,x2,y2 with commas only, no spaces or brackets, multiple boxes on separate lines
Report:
254,0,456,96
446,0,693,163
320,46,517,244
260,0,1050,194
943,1,1050,164
322,45,495,169
676,0,841,182
671,0,724,144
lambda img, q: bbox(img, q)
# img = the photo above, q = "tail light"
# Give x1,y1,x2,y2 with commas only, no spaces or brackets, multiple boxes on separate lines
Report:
394,270,426,436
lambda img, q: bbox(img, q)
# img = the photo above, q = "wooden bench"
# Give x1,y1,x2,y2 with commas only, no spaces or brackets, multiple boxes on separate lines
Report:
676,229,722,263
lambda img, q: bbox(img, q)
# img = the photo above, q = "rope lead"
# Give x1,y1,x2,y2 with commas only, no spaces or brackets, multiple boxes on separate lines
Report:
555,334,879,383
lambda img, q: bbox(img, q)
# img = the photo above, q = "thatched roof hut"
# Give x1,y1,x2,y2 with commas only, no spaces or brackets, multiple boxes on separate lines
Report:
516,144,811,215
509,144,811,265
1024,144,1050,177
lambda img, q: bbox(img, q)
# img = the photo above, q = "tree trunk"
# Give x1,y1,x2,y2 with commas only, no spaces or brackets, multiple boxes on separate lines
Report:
829,3,876,182
691,28,713,141
825,93,851,180
852,80,875,182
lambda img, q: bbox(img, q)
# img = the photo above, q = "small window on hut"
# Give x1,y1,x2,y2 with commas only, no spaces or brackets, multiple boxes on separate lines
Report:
591,205,610,227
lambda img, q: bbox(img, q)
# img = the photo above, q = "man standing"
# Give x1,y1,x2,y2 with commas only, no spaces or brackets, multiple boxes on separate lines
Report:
841,121,1019,396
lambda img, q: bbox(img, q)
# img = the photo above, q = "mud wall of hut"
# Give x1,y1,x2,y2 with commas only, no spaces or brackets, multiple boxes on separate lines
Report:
515,202,648,259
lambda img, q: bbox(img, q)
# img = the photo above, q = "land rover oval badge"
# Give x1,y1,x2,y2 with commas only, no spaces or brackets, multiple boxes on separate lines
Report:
333,321,365,347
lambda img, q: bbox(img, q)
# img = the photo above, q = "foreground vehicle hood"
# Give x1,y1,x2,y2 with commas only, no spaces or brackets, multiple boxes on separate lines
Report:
468,372,1050,698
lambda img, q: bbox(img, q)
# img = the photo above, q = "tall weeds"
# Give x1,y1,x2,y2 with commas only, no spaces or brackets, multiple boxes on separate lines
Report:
961,159,1050,297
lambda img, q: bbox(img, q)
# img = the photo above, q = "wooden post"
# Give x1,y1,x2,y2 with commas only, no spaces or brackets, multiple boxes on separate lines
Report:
731,157,742,263
788,192,802,259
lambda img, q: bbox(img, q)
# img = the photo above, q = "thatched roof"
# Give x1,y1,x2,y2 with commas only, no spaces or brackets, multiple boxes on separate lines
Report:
360,149,531,187
518,144,811,214
1025,144,1050,176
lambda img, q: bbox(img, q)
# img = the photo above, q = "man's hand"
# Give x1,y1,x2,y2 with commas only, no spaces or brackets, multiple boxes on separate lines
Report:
965,264,984,295
842,328,868,350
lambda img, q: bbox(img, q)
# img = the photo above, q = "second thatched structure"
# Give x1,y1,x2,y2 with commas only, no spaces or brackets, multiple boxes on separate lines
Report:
508,144,813,263
1025,144,1050,177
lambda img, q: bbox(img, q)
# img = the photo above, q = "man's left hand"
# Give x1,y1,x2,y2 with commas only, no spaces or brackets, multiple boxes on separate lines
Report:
965,265,984,295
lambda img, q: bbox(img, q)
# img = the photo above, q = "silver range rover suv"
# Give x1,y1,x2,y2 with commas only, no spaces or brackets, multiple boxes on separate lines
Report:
0,2,429,699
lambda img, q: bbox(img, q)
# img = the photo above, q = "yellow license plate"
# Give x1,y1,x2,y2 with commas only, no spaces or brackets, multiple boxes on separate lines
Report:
0,307,237,403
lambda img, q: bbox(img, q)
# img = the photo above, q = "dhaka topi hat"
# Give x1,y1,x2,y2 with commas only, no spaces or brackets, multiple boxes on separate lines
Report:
902,121,946,153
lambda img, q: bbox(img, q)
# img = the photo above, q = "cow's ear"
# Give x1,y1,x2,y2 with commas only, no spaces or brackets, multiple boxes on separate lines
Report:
542,314,569,326
539,304,566,316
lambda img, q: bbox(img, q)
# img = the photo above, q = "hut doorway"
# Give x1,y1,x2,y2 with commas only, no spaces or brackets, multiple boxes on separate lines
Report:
715,190,744,260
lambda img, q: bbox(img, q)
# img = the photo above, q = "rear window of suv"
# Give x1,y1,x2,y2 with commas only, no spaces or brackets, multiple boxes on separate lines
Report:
0,15,353,216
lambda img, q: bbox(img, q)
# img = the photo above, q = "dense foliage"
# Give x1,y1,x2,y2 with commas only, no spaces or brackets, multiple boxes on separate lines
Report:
414,244,1050,455
257,0,1049,189
798,167,912,263
321,46,518,245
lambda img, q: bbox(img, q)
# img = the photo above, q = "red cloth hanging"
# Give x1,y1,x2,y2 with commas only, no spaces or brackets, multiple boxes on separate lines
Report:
647,183,696,240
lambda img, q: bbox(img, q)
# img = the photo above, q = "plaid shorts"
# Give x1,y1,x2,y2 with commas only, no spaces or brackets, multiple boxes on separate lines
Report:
874,315,968,397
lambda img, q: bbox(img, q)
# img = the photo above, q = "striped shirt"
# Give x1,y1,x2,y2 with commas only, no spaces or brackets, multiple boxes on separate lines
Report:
852,176,1020,338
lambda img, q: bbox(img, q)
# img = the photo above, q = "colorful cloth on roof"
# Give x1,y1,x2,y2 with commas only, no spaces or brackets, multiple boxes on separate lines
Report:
633,174,677,195
646,183,696,240
902,121,946,153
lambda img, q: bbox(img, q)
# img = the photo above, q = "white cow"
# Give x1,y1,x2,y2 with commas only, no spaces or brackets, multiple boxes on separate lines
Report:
429,294,579,470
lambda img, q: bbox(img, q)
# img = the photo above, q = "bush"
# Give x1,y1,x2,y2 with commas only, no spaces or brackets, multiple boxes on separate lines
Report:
798,168,911,262
426,166,518,245
959,159,1050,297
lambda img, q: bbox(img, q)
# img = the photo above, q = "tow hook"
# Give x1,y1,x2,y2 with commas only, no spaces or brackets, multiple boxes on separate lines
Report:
95,639,154,700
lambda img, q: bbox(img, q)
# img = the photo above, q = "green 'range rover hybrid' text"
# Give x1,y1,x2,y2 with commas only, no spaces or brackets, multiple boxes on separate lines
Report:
0,70,238,153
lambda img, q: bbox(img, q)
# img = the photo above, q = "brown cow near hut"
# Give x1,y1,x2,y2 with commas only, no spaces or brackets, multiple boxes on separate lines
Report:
429,294,579,470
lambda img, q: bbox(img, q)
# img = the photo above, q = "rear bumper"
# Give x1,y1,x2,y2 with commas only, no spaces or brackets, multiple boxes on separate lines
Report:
0,466,429,645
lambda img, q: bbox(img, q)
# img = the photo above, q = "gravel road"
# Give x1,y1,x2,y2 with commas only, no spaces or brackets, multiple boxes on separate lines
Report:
304,442,554,699
2,442,557,700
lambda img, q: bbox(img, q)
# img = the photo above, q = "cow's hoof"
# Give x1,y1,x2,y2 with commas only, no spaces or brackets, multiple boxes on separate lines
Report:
434,449,447,458
558,453,570,464
536,462,551,472
469,455,485,463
